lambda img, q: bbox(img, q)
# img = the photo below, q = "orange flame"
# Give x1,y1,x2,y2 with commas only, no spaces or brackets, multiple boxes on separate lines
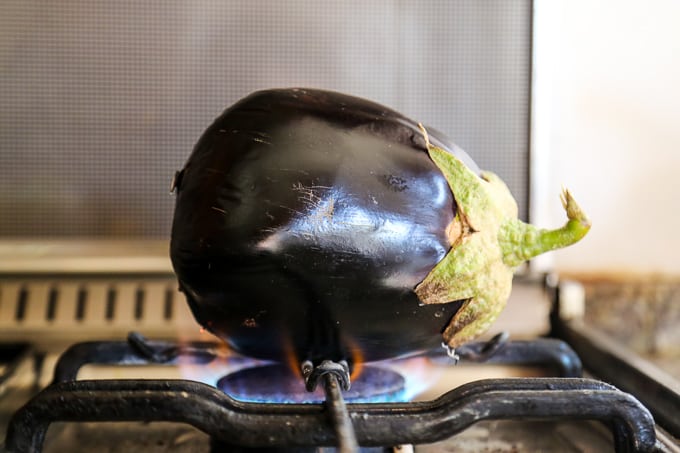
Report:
346,339,365,381
282,336,366,382
283,335,303,380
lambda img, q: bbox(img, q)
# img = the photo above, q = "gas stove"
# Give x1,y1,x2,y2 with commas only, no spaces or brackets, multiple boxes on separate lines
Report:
0,272,678,452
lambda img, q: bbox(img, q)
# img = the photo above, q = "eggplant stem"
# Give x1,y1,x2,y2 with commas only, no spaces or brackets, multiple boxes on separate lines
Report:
499,188,591,267
416,123,590,350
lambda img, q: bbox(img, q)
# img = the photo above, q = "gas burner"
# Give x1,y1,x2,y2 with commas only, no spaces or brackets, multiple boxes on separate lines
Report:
2,333,662,452
218,364,405,403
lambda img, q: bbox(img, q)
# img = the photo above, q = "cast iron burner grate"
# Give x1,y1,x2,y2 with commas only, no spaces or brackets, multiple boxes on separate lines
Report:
4,333,658,453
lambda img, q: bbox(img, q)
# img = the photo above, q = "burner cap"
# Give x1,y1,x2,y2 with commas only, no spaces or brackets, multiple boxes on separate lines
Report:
218,364,405,403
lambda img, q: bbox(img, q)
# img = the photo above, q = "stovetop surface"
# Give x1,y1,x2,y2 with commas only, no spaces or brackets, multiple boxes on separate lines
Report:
1,279,678,453
38,419,614,453
0,376,617,453
1,340,675,453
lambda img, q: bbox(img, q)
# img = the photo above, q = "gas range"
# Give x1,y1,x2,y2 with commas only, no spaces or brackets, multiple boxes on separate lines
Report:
0,271,678,452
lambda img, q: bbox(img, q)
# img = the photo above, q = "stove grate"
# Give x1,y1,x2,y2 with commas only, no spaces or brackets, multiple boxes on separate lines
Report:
3,334,660,452
5,376,657,452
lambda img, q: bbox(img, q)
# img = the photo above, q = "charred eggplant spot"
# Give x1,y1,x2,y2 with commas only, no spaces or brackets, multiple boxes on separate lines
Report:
381,174,409,192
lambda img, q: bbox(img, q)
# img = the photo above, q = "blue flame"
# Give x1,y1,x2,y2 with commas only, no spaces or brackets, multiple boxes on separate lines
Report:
217,364,408,404
181,354,444,404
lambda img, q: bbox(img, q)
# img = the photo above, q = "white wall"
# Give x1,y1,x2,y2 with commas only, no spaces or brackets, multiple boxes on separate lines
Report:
532,0,680,275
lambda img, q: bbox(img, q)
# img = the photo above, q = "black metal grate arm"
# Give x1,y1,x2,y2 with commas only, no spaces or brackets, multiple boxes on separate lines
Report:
5,377,656,453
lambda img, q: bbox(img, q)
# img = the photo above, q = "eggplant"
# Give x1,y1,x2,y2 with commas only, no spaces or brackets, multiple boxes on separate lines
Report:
170,88,590,367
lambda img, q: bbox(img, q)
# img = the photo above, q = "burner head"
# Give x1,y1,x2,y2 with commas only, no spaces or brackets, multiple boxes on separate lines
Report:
217,364,406,403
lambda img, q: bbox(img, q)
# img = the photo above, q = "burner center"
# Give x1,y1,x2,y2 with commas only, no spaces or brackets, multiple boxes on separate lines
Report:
217,364,406,403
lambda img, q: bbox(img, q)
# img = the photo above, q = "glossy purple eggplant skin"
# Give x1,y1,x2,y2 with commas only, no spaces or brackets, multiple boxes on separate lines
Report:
170,88,479,366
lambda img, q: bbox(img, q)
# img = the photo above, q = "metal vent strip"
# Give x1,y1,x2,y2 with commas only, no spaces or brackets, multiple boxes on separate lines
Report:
0,274,200,347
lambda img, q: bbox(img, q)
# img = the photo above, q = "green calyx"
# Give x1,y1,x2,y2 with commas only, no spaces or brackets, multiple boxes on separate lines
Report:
414,125,591,350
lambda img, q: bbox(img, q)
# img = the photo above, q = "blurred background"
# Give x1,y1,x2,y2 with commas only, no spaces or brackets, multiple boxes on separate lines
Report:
532,0,680,376
0,0,531,238
533,0,680,276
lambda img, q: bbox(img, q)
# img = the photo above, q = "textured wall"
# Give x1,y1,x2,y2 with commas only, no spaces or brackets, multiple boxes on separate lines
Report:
1,1,531,238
